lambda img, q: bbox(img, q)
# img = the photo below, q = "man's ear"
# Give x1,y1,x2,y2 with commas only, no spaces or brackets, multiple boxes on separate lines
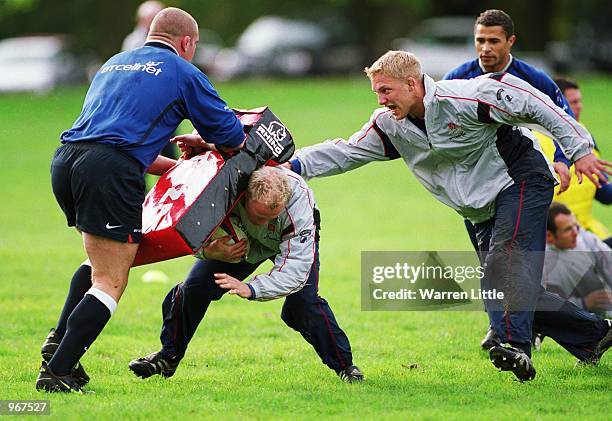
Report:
507,34,516,48
546,230,555,244
180,35,192,52
406,77,417,90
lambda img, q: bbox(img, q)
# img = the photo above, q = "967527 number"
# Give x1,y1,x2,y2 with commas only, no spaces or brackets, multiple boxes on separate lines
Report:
0,400,50,415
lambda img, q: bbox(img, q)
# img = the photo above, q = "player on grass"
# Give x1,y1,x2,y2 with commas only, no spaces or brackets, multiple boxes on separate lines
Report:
287,50,612,382
443,8,583,350
37,7,245,393
129,166,363,383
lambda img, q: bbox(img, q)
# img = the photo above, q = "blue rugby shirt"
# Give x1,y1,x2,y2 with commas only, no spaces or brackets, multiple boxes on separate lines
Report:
60,42,244,171
444,55,573,166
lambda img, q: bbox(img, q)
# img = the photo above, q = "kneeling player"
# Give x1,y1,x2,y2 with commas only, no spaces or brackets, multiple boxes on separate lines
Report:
129,166,363,382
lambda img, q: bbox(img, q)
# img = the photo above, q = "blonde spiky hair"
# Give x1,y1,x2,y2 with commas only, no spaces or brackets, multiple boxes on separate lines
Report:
246,166,291,209
364,50,422,81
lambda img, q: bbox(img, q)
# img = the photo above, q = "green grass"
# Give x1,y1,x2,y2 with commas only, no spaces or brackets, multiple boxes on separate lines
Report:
1,76,611,420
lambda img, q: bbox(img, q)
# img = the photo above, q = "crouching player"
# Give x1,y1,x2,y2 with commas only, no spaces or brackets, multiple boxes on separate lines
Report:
129,166,363,382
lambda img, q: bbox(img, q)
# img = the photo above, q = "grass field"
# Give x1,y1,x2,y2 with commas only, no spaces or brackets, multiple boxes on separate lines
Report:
1,76,611,420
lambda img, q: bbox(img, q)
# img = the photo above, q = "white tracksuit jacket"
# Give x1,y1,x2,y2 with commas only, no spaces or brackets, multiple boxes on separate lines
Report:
295,73,594,223
236,167,318,301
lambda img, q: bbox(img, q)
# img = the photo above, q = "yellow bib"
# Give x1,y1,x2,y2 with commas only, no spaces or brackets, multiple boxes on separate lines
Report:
535,130,610,239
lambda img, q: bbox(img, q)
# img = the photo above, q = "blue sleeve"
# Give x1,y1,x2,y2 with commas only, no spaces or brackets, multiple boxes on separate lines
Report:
553,142,571,166
443,60,479,81
442,69,458,80
595,175,612,204
593,133,610,203
289,158,302,175
529,68,573,165
180,69,245,148
530,69,575,119
247,283,257,300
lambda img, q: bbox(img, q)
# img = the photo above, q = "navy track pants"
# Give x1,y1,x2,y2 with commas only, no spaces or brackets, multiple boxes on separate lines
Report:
158,244,354,372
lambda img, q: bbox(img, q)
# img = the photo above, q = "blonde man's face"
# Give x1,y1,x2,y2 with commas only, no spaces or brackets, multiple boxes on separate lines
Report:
370,73,416,120
245,199,284,226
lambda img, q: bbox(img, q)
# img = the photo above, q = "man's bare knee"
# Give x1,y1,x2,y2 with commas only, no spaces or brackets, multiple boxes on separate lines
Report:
82,232,139,301
91,273,129,301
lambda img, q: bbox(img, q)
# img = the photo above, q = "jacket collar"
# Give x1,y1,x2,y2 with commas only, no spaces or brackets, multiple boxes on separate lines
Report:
144,40,178,55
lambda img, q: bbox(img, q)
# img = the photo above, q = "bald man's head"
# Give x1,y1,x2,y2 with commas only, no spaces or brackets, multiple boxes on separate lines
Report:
149,7,198,39
147,7,199,61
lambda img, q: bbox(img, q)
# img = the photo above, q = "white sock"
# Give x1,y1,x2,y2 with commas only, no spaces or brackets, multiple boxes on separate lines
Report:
86,287,117,316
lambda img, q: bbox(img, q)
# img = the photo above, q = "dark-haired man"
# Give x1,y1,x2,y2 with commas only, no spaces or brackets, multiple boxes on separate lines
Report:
444,9,584,349
544,202,612,316
445,8,577,192
445,10,572,119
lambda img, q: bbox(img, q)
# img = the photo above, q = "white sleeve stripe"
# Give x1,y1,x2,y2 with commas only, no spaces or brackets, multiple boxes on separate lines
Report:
355,111,390,145
251,231,316,300
284,174,314,208
274,208,296,273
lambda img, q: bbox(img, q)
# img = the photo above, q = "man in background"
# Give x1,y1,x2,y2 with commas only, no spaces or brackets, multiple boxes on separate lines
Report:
122,1,179,161
122,1,165,52
444,9,574,178
443,9,583,349
537,78,612,247
544,202,611,316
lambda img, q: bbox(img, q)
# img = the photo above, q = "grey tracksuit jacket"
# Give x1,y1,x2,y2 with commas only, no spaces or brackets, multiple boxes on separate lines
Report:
543,231,612,311
295,73,594,223
236,167,318,301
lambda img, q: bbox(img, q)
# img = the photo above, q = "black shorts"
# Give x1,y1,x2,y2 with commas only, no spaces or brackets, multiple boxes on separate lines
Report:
51,142,145,243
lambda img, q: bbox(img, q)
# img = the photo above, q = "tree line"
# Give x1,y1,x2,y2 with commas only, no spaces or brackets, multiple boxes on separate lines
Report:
0,0,609,63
